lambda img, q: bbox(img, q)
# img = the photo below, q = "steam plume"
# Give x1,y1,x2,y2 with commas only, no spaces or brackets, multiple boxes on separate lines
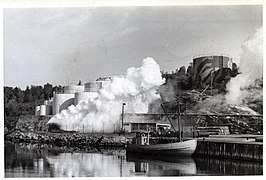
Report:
48,57,165,133
226,28,263,105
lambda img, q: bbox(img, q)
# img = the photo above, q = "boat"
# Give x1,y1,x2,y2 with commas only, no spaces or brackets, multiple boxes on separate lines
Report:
126,130,197,156
126,102,197,156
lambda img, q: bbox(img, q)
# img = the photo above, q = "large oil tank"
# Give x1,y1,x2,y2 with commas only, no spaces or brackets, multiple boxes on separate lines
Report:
74,92,99,105
85,81,102,92
44,100,49,105
48,99,53,106
40,105,52,116
35,106,40,116
64,85,85,94
193,55,232,85
43,100,53,106
53,93,75,115
101,80,111,88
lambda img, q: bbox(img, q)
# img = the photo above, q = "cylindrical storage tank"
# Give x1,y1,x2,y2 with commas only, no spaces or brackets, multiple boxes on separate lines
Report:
52,94,75,115
85,82,102,92
40,105,47,116
48,99,53,106
101,80,111,88
44,100,49,105
64,85,85,94
46,105,52,115
192,55,231,85
74,92,99,105
35,106,41,116
40,105,52,115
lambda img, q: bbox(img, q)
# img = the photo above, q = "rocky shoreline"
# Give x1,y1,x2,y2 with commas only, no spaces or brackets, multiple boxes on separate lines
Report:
5,130,127,149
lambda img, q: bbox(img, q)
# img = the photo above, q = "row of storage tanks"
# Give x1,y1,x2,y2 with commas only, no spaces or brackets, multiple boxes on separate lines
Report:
36,55,234,116
35,81,109,116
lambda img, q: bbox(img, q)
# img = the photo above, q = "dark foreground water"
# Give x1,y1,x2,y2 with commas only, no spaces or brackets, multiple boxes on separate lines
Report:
5,141,262,177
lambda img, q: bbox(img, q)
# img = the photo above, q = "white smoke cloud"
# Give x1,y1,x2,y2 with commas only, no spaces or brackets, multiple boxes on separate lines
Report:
226,28,263,105
48,57,165,133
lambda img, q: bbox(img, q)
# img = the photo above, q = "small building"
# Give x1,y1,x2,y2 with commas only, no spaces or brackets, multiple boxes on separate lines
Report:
123,122,170,133
123,113,197,137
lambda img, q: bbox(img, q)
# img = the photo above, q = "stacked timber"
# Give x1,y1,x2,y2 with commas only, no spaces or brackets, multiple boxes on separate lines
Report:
195,126,230,135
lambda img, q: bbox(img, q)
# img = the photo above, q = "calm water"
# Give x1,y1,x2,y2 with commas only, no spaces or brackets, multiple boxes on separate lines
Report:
4,141,263,177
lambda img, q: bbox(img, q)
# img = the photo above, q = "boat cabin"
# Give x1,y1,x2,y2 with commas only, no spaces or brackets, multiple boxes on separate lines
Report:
133,130,150,145
123,122,171,133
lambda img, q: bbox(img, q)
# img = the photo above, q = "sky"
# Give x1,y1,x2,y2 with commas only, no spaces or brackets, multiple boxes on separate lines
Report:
4,5,262,89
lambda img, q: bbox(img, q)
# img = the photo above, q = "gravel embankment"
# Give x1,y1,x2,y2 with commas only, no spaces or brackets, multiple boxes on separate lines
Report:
5,131,127,148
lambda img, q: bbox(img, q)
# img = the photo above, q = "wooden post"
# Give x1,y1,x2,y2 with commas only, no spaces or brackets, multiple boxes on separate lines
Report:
210,70,213,96
178,102,182,142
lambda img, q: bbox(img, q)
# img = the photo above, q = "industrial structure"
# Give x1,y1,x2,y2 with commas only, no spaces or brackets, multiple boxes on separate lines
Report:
35,54,240,133
192,55,233,87
14,54,262,164
35,80,111,116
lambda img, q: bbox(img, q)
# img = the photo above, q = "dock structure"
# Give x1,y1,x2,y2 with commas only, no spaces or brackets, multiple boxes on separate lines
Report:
193,135,263,162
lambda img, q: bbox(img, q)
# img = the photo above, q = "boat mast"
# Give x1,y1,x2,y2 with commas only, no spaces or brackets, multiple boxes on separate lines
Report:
161,100,182,142
121,103,126,134
160,104,177,132
177,102,182,142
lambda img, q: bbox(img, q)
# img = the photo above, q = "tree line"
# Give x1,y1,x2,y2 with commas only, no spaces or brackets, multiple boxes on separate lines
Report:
4,83,63,117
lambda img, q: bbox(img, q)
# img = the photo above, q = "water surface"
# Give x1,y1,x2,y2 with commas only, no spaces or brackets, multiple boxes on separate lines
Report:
4,141,262,177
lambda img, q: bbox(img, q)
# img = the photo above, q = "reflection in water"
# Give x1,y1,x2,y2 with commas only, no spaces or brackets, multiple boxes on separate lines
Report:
126,153,197,176
4,142,263,177
46,153,133,177
5,142,53,177
135,161,148,173
195,157,263,175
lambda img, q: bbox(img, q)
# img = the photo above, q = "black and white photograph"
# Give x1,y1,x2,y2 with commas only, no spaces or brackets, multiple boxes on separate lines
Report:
2,0,263,178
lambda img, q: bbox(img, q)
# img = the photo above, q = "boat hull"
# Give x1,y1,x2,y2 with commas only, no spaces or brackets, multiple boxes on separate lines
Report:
126,139,197,156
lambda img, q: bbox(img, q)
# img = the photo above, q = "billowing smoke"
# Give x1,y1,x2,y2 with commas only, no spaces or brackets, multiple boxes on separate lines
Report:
226,28,263,105
48,57,165,133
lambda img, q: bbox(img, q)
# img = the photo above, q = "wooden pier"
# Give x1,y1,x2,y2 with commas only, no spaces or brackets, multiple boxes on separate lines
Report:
193,135,263,162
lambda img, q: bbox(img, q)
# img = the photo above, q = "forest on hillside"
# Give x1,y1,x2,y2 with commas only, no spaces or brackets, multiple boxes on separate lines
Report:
4,83,64,117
